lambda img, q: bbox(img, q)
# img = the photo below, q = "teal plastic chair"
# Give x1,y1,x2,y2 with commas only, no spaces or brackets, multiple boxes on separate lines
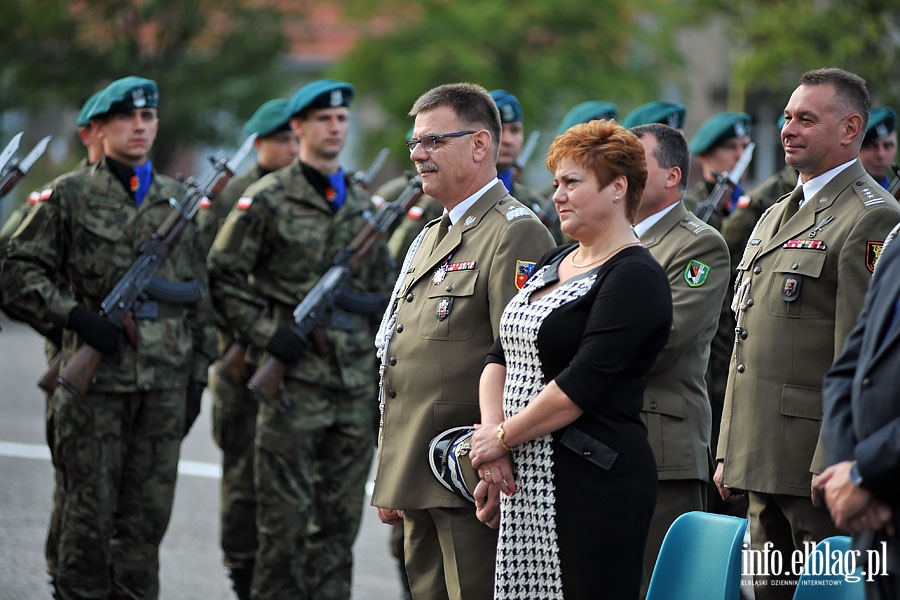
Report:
792,536,865,600
646,511,748,600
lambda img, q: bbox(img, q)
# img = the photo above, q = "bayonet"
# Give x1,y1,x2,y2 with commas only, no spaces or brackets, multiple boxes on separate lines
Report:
352,147,390,189
0,132,23,176
514,130,541,171
694,142,756,223
0,134,51,198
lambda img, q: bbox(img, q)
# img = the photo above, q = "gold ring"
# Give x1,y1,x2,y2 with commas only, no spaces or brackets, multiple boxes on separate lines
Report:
484,470,492,479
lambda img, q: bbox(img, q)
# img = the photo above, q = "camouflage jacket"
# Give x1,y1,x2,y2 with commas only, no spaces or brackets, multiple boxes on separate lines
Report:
207,160,395,391
0,159,217,391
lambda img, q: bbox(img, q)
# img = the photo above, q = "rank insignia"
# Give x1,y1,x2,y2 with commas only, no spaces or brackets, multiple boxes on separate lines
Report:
436,297,453,321
781,274,802,302
515,260,536,290
683,260,710,288
867,241,883,273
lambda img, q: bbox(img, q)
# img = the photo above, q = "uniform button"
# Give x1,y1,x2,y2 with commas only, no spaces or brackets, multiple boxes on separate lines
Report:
792,263,799,270
445,284,453,292
740,330,748,340
388,388,397,398
583,450,592,456
389,356,397,366
747,298,754,307
753,267,762,274
862,377,871,387
650,402,657,410
737,364,746,373
396,324,404,333
405,293,414,302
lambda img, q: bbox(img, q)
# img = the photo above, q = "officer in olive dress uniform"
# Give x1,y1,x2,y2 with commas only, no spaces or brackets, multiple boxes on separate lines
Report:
372,82,555,600
621,101,686,131
207,80,394,600
1,76,217,599
200,98,299,600
858,106,897,191
714,68,900,600
631,123,730,598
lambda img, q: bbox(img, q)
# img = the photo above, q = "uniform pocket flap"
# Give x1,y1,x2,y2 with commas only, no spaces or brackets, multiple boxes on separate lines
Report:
426,269,479,299
780,385,822,420
77,212,125,243
642,389,686,418
559,426,618,470
771,249,826,277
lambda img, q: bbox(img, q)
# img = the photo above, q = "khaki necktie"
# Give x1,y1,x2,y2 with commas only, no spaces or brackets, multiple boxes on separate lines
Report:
432,213,451,252
777,186,804,232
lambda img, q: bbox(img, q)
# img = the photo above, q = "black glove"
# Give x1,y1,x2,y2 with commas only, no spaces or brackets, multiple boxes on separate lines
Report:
266,325,306,367
47,327,63,350
67,305,121,356
183,381,204,439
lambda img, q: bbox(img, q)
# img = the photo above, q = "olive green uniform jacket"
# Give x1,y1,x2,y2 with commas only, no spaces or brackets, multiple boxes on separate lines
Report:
372,181,555,509
639,201,730,482
207,160,394,391
0,160,216,390
718,160,900,496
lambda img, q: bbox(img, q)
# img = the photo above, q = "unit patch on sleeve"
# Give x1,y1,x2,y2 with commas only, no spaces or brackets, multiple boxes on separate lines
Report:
683,259,710,288
515,260,536,290
867,241,884,273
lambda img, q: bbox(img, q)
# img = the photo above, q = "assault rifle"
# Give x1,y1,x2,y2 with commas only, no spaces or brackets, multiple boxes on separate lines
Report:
693,142,756,223
38,135,257,397
222,176,423,404
514,131,541,172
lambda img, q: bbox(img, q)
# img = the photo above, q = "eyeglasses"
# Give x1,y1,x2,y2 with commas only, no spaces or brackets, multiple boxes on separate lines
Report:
407,131,476,153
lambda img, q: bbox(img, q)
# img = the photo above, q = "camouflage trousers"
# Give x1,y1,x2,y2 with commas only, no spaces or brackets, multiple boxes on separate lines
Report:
251,379,376,600
209,362,258,571
49,385,185,600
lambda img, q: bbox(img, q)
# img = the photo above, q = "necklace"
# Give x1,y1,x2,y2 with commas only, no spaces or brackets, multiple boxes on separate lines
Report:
569,241,640,268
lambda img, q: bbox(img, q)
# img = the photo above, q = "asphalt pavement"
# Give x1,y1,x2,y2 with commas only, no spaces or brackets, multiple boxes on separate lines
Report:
0,313,403,600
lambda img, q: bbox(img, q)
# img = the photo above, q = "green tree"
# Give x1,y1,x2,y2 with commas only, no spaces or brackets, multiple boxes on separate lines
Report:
676,0,900,110
330,0,686,165
0,0,290,171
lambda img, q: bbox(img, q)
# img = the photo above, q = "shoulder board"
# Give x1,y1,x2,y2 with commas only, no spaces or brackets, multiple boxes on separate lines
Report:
677,215,712,236
852,179,887,209
497,201,532,222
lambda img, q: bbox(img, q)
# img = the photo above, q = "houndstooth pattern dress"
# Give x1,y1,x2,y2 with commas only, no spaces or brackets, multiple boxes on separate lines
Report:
494,264,599,600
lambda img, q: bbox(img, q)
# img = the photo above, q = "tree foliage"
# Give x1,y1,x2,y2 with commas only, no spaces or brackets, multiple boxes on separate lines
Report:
330,0,686,162
0,0,289,171
676,0,900,109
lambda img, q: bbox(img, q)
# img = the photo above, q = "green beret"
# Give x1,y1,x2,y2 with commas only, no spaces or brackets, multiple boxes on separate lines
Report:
89,76,159,120
286,79,354,117
490,90,523,124
864,106,897,144
689,111,751,155
76,90,102,128
244,99,291,138
621,101,686,129
557,101,619,135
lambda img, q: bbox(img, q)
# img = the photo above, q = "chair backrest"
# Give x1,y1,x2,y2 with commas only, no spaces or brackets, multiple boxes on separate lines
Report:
792,536,865,600
646,510,748,600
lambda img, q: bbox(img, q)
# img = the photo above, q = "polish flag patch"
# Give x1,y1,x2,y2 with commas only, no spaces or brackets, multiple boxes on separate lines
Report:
199,196,212,209
406,205,425,220
237,197,253,210
29,189,53,204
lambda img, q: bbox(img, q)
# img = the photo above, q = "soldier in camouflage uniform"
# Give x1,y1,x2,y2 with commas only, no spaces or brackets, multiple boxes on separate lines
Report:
0,76,217,600
196,98,299,600
0,90,105,594
207,79,394,600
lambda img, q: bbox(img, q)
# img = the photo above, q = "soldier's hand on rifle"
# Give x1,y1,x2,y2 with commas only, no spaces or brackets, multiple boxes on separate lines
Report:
265,325,306,367
183,381,204,439
67,305,121,356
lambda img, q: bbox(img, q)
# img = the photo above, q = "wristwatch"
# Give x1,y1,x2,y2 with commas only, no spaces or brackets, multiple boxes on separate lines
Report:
849,460,864,487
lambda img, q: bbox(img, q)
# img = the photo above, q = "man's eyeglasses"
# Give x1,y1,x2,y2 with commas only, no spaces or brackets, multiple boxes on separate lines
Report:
407,131,476,153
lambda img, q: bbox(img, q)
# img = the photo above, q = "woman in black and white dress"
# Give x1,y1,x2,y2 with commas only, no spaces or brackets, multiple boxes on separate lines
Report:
470,119,673,600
